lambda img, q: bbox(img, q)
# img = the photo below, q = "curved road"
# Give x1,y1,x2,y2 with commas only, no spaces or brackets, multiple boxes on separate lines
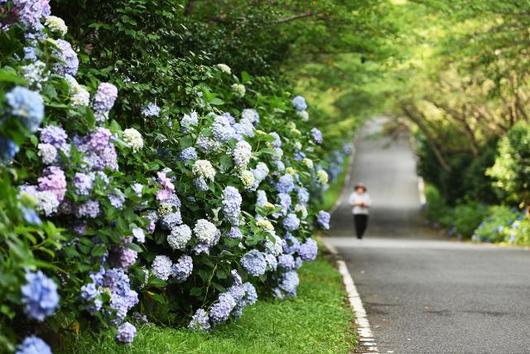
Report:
326,118,530,354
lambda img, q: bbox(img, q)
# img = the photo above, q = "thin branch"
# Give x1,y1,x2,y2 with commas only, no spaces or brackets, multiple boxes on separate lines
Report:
184,0,195,16
274,11,315,24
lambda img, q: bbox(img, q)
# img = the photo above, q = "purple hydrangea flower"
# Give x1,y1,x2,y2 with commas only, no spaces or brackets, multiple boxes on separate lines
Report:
12,0,51,30
172,255,193,283
317,210,330,230
40,125,68,149
53,39,79,76
73,172,94,196
114,247,138,269
76,200,100,218
38,166,67,202
116,322,136,343
311,128,323,144
21,271,59,321
222,186,242,225
282,213,300,231
108,190,126,209
189,308,211,331
240,250,267,277
6,86,44,132
16,336,52,354
299,238,318,261
161,211,182,230
92,82,118,113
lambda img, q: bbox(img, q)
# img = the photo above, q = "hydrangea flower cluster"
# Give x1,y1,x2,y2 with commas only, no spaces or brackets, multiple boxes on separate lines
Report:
20,271,59,321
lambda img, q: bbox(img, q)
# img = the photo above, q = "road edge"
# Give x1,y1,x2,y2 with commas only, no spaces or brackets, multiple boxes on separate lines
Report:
322,240,379,353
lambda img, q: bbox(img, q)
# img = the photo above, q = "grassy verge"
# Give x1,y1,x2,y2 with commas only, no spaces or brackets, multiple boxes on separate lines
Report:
322,156,351,211
61,255,355,354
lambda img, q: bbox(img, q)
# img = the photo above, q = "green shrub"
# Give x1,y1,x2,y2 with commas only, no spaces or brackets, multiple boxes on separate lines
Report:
452,202,489,238
472,206,521,243
487,121,530,207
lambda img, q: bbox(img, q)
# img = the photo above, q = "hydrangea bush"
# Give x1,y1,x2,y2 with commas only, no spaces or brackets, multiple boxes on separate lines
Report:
0,2,338,352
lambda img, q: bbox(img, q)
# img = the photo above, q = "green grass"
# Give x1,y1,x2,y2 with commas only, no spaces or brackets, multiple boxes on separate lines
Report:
322,156,351,211
61,256,355,354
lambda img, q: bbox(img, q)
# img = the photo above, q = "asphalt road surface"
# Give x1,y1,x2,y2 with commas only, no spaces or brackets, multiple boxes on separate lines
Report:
326,118,530,354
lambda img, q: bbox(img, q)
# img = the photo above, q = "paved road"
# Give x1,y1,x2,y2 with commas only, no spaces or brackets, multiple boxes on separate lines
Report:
326,118,530,354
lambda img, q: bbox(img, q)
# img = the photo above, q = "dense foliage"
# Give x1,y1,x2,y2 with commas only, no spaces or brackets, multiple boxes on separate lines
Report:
0,1,374,352
377,1,530,240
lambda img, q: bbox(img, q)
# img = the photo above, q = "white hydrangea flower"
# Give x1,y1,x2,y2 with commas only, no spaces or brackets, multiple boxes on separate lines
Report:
192,160,216,181
217,64,232,74
45,16,68,36
297,110,309,121
231,84,246,97
294,141,302,150
193,219,218,244
151,255,173,281
168,224,192,250
265,235,283,256
317,169,329,184
123,128,144,152
232,141,252,168
240,170,255,189
71,87,90,106
256,218,274,232
295,204,308,219
37,143,57,165
302,158,314,169
286,167,297,176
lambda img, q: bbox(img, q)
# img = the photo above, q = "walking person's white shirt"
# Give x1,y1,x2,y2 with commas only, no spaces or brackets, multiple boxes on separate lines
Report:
348,192,371,214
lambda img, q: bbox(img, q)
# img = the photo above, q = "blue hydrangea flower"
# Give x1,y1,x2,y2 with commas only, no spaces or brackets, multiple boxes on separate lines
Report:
189,308,211,331
116,322,136,343
212,114,236,142
282,213,300,231
180,111,199,133
269,132,282,148
276,270,300,298
265,253,278,271
292,96,307,111
297,187,310,205
276,174,294,194
180,147,198,162
226,226,243,239
21,271,60,321
16,336,52,354
278,254,296,271
53,39,79,76
12,0,51,30
241,108,260,124
20,206,41,225
282,233,300,254
6,86,44,132
299,238,318,261
141,102,160,117
240,250,267,277
209,292,236,325
222,186,242,225
317,210,330,230
0,137,20,163
172,255,193,283
277,193,291,216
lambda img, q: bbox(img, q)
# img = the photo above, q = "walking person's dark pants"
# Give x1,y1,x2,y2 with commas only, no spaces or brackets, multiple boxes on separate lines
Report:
354,214,368,239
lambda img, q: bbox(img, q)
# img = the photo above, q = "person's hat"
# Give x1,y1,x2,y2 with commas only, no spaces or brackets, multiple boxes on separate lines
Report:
354,183,367,191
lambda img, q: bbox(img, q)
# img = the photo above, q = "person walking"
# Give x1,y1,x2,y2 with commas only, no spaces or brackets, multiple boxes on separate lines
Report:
349,183,371,239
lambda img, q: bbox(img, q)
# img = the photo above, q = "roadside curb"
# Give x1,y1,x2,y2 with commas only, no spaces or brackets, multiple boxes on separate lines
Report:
322,240,379,353
323,132,379,353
